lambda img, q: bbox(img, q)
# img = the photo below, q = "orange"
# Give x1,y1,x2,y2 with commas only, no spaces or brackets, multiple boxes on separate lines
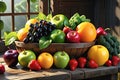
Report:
76,22,97,42
87,45,109,66
25,18,38,31
17,28,28,42
37,52,53,69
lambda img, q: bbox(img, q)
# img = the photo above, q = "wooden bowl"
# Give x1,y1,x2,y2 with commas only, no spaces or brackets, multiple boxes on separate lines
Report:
15,41,95,58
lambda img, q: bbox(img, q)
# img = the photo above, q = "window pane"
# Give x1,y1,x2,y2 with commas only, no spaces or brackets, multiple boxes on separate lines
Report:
1,16,12,37
30,14,38,19
30,1,39,12
14,0,27,13
3,0,11,13
15,15,27,31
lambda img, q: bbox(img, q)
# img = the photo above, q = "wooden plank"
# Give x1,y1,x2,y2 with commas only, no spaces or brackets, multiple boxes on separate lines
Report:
82,66,118,79
0,56,70,80
0,65,70,80
69,68,84,80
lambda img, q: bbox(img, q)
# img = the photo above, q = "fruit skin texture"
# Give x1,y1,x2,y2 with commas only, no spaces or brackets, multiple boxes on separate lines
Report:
96,27,107,37
50,29,65,43
25,19,38,31
28,60,41,71
53,51,70,69
37,52,53,69
63,26,72,34
88,59,98,68
17,28,28,42
112,56,120,66
51,14,69,29
105,60,112,67
18,50,36,67
76,22,97,42
77,57,87,68
0,64,5,74
66,31,80,43
3,49,19,67
69,58,78,71
87,45,109,66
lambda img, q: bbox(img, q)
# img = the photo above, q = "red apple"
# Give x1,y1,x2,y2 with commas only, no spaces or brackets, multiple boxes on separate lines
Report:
63,26,72,34
66,31,80,43
3,49,19,67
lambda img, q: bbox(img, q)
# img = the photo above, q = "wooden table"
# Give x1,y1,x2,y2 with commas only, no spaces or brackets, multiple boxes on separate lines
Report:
0,56,119,80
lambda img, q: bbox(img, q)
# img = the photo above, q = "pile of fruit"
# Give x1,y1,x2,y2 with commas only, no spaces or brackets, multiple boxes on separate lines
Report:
1,12,120,73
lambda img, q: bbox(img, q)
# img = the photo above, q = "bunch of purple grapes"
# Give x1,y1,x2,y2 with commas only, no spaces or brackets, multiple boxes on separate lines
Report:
23,20,56,43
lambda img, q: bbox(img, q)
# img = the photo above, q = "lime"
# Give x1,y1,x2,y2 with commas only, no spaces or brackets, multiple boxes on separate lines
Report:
0,1,7,12
0,20,4,30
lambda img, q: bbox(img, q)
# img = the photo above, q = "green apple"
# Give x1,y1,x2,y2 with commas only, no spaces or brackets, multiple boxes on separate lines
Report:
50,29,65,43
51,14,69,29
53,51,70,69
18,50,36,67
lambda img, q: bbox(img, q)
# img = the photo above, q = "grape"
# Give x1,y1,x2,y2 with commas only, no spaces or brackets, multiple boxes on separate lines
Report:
23,20,56,43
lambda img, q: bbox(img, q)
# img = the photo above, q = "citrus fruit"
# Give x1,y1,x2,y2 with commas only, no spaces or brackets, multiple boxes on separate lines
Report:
0,20,4,30
17,28,28,42
76,22,97,42
37,52,53,69
87,45,109,66
0,1,7,12
25,19,38,31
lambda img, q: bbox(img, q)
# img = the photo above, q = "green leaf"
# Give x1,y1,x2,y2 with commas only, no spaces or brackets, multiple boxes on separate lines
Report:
39,36,52,50
4,32,18,46
37,12,46,20
46,14,52,22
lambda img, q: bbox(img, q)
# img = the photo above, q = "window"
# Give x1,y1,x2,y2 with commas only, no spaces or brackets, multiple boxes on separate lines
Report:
0,0,42,39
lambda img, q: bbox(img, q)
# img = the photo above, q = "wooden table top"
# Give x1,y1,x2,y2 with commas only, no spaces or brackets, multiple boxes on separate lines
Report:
0,55,119,80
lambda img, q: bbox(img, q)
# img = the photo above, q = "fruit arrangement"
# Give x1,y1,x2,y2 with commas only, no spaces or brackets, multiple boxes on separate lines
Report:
2,12,120,71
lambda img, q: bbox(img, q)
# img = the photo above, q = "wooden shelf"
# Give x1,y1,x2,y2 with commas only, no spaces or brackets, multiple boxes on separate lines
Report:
0,55,119,80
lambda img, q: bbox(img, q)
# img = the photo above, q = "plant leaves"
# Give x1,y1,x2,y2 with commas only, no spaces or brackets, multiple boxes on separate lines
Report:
4,32,18,46
39,36,52,50
37,12,46,20
46,14,52,22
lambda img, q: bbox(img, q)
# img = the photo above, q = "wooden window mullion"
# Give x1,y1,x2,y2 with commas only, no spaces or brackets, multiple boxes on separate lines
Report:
27,0,30,20
11,0,15,31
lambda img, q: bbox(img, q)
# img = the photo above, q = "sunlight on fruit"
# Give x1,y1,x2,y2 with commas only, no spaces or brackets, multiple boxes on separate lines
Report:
76,22,97,42
17,28,28,41
25,19,38,31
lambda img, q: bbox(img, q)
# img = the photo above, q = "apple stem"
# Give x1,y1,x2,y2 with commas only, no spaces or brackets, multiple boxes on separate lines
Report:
23,50,27,55
7,46,11,50
61,51,65,56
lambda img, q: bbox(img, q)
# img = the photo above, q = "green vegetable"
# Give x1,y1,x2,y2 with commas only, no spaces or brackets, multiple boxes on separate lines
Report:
37,12,46,20
39,36,52,50
69,13,80,29
69,13,90,30
97,34,120,56
4,32,18,46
